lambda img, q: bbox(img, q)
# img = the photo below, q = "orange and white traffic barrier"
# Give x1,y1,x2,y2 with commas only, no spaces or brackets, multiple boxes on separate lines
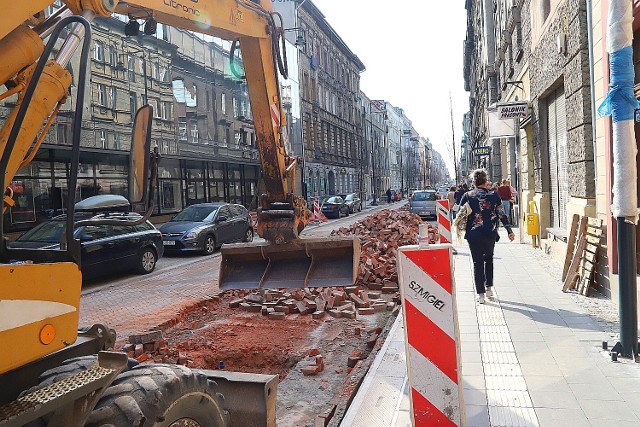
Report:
437,199,452,244
397,244,464,426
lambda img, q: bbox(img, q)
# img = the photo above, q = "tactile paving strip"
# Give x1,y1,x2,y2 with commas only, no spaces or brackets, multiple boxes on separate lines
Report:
477,291,540,427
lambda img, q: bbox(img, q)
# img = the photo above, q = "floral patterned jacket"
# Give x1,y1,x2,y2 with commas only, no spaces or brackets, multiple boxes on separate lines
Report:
459,187,512,240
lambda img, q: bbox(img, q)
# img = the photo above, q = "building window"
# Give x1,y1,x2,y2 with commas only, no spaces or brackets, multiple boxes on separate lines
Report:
114,133,121,150
234,131,241,148
221,93,226,115
178,119,187,141
233,97,239,117
160,101,170,120
97,83,107,106
127,55,135,82
153,62,160,80
99,130,107,149
109,86,116,110
56,123,69,145
190,120,198,143
94,41,104,62
130,92,137,117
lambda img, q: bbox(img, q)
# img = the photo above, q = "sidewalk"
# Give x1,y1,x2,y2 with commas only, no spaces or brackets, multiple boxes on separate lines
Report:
342,230,640,426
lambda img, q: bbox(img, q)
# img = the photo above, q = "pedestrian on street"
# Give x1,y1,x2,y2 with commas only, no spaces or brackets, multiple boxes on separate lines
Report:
386,188,392,204
454,183,468,206
459,169,515,304
497,179,513,224
447,186,457,221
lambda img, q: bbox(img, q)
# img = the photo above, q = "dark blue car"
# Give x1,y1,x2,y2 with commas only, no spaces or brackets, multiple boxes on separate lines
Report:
159,203,253,255
10,212,164,278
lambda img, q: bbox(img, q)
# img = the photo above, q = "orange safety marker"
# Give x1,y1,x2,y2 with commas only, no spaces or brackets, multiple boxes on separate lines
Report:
397,242,464,426
437,199,452,244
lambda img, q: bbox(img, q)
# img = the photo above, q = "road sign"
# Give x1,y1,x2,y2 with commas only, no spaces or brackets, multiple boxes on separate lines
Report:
498,102,529,119
397,245,464,426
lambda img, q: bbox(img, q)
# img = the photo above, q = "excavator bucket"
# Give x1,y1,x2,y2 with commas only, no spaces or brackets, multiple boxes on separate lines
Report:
219,237,360,291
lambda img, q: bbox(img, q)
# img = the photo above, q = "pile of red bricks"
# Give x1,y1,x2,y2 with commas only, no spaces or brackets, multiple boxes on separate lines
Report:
330,209,438,291
227,286,399,319
122,330,170,363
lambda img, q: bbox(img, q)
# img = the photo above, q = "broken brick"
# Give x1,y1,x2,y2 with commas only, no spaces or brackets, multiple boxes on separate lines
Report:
268,312,286,320
301,364,322,376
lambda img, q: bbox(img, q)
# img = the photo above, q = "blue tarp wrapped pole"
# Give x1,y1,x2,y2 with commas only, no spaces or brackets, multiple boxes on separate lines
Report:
598,0,638,359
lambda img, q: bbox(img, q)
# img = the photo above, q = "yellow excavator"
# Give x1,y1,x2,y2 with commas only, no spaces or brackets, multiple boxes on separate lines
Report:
0,1,359,425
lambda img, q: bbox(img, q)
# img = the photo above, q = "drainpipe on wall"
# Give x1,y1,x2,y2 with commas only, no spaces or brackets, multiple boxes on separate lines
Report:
587,0,598,198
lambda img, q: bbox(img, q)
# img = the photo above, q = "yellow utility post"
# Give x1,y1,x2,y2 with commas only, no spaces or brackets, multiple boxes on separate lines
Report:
526,201,540,248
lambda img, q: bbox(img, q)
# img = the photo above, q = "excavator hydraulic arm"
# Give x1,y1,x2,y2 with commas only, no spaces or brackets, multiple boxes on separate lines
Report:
0,0,358,292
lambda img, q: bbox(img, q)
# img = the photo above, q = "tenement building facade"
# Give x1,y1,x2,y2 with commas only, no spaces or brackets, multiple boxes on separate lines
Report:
464,0,595,249
4,9,263,231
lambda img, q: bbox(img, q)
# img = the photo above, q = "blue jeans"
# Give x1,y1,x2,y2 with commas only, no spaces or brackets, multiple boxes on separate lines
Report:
501,201,511,223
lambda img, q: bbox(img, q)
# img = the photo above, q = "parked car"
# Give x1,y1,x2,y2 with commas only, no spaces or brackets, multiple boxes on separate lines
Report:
10,197,164,278
436,187,449,200
409,190,438,219
340,193,362,213
159,203,253,255
321,196,350,219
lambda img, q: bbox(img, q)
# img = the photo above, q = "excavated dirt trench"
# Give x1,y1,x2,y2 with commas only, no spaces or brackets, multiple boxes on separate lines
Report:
141,293,395,426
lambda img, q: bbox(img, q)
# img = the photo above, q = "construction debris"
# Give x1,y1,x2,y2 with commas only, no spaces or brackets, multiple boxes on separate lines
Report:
224,286,396,319
330,209,438,291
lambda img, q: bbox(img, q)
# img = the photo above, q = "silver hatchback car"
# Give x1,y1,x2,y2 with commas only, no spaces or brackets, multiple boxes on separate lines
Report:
409,190,437,219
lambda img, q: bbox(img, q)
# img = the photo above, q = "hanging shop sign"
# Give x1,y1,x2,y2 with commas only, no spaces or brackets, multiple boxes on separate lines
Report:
497,102,529,119
472,146,491,157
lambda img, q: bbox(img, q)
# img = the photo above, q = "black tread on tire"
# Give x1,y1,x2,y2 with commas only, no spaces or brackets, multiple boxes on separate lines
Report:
85,364,230,427
22,356,139,427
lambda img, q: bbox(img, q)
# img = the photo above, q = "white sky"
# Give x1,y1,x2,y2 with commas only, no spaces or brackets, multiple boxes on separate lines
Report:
312,0,469,177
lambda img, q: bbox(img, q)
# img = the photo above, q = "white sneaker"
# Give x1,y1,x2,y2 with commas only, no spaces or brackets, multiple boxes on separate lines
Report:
478,294,486,304
486,287,494,299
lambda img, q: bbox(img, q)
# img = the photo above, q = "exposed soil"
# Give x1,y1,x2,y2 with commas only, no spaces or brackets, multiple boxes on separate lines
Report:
143,293,395,426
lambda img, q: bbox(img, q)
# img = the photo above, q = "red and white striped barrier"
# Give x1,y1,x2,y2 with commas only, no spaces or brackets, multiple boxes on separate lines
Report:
397,244,464,426
309,199,328,222
437,199,452,244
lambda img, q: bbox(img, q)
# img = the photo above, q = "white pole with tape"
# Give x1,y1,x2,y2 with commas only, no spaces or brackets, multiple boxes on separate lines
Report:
397,242,464,425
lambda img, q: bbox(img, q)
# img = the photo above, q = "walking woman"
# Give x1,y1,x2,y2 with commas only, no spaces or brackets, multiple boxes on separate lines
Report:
459,169,515,304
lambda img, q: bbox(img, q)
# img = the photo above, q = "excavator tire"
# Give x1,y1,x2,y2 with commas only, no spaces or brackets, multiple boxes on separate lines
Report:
22,355,139,427
85,364,230,427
